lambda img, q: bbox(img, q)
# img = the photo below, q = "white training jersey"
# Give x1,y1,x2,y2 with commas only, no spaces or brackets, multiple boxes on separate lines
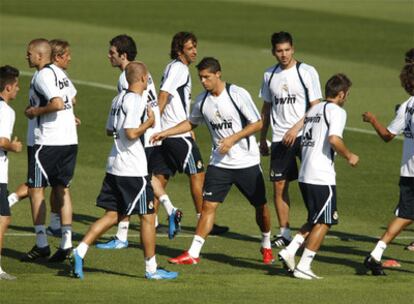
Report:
299,101,347,185
160,59,192,138
105,90,148,177
118,71,161,147
387,96,414,177
190,84,261,169
0,99,16,183
259,62,322,142
30,64,77,146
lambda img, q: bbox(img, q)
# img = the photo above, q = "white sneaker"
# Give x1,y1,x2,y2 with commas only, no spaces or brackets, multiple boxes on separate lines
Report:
0,271,16,280
293,267,322,280
278,249,295,271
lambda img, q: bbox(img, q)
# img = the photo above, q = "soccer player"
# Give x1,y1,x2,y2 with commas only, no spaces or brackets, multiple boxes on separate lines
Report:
278,74,358,279
96,34,180,249
152,57,273,265
362,63,414,275
70,62,178,280
8,39,78,239
21,39,78,262
156,32,228,236
259,31,322,247
0,65,22,280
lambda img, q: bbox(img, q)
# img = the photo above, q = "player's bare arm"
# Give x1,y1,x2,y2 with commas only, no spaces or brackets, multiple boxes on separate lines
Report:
125,106,155,140
218,120,262,155
0,136,22,153
157,90,170,115
24,97,65,119
362,112,395,142
329,135,359,167
259,102,271,156
150,120,196,144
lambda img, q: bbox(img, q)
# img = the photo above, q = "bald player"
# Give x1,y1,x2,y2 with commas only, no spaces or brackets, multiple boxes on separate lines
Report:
21,39,78,263
70,62,178,280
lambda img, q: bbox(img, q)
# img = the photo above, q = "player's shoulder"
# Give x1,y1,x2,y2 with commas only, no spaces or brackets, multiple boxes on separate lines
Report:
263,64,280,75
0,101,14,117
228,83,251,100
195,90,209,104
297,62,319,76
325,101,346,116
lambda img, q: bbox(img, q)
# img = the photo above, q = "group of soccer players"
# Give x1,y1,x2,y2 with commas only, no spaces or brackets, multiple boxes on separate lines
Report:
0,31,413,281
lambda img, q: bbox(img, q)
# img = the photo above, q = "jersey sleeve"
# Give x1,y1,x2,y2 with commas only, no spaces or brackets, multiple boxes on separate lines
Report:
160,63,188,95
117,72,128,93
68,79,77,100
303,65,322,102
0,107,14,140
189,94,204,125
387,101,407,135
259,72,272,103
35,68,61,101
327,104,347,138
123,94,144,129
234,86,261,123
105,97,117,131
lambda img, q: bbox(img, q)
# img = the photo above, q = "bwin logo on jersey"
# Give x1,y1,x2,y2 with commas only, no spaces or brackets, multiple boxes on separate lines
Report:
210,119,233,131
274,94,296,105
58,78,70,89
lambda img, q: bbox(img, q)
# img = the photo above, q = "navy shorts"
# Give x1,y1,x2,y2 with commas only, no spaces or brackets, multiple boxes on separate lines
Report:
299,182,338,225
153,137,204,176
394,177,414,220
0,183,10,216
269,137,301,182
96,173,154,216
203,165,267,207
28,145,78,188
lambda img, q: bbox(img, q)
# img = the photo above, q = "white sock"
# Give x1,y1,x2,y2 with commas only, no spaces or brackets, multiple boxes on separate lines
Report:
8,193,19,208
49,212,61,230
60,225,72,249
261,231,271,249
159,194,175,216
370,240,387,262
280,227,291,240
286,234,305,256
34,225,48,248
297,248,316,270
0,256,3,273
188,235,205,258
145,255,157,274
75,242,89,259
116,221,129,242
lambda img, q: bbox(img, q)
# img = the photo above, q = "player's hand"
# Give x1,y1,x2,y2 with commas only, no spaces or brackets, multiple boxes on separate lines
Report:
282,127,298,147
190,130,196,140
259,138,269,156
348,153,359,167
150,132,166,144
11,136,22,153
75,117,81,126
24,106,37,119
147,105,155,127
218,137,235,154
362,112,376,123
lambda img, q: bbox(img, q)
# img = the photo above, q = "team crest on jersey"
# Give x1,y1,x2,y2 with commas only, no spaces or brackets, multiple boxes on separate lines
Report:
197,160,203,169
148,201,154,209
333,211,339,220
282,84,289,92
215,110,222,119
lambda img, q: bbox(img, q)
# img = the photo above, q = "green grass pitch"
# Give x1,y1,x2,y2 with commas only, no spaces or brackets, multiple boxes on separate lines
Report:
0,0,413,303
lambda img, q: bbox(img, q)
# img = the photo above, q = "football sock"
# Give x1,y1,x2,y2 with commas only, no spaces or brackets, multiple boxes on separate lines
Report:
49,212,61,230
159,194,175,216
297,248,316,270
75,242,89,259
280,227,292,240
145,255,157,274
116,221,129,242
370,240,387,262
8,193,19,208
154,215,159,228
188,235,205,258
60,225,72,249
34,225,48,248
261,231,271,249
286,234,305,256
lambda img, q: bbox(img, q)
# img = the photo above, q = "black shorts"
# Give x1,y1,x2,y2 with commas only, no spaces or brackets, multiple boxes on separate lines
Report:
28,145,78,188
269,137,301,182
26,146,34,182
299,182,338,225
203,165,267,207
0,183,10,216
96,173,154,216
145,146,162,174
153,137,204,176
394,177,414,220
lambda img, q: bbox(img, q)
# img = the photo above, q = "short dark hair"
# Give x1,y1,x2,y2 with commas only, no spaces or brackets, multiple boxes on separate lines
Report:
405,48,414,64
170,32,197,60
196,57,221,73
400,63,414,96
109,34,137,61
325,73,352,98
0,65,19,92
271,31,293,53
